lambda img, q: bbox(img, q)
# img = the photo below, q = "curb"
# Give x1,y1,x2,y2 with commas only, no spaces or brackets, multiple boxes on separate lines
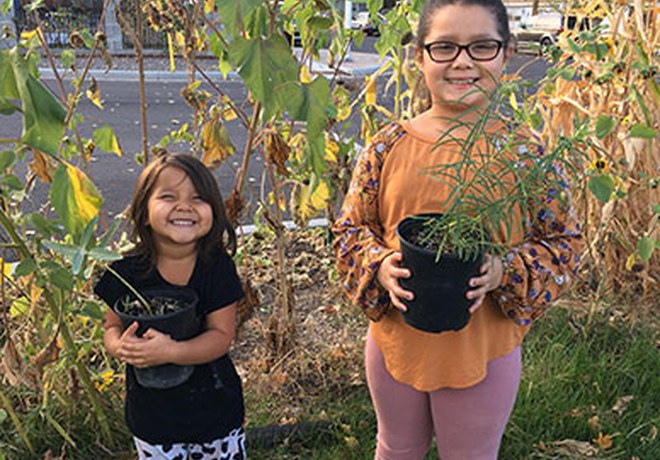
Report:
38,66,384,82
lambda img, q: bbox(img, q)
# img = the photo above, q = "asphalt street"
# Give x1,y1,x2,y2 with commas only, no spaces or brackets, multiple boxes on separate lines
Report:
1,51,550,223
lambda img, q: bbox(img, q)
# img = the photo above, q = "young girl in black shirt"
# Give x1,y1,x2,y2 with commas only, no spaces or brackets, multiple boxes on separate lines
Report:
95,153,246,459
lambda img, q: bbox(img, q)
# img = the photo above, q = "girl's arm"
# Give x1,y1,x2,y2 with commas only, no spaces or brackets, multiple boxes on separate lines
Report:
332,125,403,321
495,176,583,325
103,309,141,360
164,304,237,365
103,309,126,359
119,304,237,368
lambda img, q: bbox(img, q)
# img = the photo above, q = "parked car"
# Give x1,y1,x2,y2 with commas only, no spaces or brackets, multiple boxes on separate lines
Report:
360,11,389,37
513,13,600,54
352,11,371,31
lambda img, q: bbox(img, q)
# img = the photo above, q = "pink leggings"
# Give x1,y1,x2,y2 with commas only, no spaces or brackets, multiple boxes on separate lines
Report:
365,333,521,460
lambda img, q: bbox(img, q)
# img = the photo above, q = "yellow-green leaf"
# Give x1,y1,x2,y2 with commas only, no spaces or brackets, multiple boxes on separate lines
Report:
50,163,103,237
296,177,330,223
86,77,103,109
201,118,235,168
93,125,123,157
365,74,377,106
167,32,176,72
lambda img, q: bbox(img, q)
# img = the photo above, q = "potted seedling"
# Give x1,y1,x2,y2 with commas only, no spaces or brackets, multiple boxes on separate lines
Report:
108,267,201,389
396,85,571,333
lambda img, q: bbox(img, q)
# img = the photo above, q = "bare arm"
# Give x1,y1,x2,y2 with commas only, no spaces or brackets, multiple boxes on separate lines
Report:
116,304,237,368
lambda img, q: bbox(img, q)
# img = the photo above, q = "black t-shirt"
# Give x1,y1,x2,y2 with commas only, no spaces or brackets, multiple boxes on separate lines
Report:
94,252,245,444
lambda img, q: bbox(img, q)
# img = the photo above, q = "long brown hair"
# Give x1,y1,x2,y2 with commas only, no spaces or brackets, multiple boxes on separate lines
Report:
128,153,237,268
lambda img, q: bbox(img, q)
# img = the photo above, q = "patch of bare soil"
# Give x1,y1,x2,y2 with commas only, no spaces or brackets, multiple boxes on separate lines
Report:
232,228,368,424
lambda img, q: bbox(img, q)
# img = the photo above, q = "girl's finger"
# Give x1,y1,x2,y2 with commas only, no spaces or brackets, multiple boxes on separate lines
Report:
391,267,412,279
395,289,414,302
466,286,488,300
469,296,484,314
469,273,489,289
480,254,492,273
389,292,408,312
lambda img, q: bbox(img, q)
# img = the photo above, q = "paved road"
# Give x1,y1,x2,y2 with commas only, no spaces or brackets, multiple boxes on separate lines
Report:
1,52,549,221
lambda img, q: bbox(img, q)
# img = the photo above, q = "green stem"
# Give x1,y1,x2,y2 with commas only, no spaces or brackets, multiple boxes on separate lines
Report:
42,289,112,443
0,384,34,453
105,265,153,315
0,209,112,442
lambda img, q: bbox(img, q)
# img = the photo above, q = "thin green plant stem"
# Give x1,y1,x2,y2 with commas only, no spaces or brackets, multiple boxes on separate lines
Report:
42,289,113,443
0,385,33,453
105,265,153,315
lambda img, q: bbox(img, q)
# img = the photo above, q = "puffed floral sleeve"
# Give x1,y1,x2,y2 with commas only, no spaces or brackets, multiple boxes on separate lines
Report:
332,124,404,321
495,150,584,325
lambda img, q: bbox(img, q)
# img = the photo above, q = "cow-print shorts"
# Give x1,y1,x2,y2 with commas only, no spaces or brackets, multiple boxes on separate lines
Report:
134,427,246,460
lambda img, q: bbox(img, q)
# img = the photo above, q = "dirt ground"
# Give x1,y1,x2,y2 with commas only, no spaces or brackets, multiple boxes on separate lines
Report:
231,228,368,419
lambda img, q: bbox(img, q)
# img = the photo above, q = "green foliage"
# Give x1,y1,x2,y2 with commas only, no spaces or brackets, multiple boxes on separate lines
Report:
413,82,574,261
228,35,298,118
588,174,615,203
216,0,265,38
0,50,66,155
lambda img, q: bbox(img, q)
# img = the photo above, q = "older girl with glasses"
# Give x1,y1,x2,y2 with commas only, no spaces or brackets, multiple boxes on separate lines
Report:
332,0,582,459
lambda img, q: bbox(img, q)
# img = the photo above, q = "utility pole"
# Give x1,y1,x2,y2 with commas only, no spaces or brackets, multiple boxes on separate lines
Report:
532,0,540,16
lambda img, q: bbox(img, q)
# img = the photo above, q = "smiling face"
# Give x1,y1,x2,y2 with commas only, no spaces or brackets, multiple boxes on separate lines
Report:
417,4,513,117
146,166,213,253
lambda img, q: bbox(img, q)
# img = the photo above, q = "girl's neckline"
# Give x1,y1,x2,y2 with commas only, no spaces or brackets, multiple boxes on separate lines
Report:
155,255,199,287
400,119,440,143
401,115,506,145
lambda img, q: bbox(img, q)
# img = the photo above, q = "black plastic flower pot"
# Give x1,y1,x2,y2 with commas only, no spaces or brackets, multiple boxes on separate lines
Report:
113,286,201,389
396,214,484,333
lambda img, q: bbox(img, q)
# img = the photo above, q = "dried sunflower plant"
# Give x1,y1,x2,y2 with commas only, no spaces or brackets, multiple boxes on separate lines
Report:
529,0,659,300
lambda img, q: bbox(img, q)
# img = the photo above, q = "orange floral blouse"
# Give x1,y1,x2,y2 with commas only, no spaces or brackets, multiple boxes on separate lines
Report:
332,121,583,390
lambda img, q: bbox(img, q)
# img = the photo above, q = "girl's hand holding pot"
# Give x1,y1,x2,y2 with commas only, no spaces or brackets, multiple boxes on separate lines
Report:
466,254,504,314
118,322,176,368
378,252,414,312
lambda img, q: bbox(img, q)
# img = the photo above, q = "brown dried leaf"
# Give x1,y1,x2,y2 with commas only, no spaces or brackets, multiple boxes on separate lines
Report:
264,131,290,177
33,332,61,379
588,415,603,432
224,189,244,228
611,395,634,415
550,438,600,457
29,150,55,183
236,278,259,326
1,337,37,389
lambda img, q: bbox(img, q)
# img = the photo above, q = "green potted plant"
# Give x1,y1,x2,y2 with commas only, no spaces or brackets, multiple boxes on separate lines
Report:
396,83,574,333
108,268,202,389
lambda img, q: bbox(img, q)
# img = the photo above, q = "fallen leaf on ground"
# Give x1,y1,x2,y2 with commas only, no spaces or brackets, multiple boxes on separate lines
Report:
593,432,613,450
588,415,602,431
547,439,599,457
611,395,634,415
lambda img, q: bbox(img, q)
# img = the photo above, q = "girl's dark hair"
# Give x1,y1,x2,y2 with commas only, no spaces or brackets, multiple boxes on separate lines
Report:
416,0,511,48
128,153,237,267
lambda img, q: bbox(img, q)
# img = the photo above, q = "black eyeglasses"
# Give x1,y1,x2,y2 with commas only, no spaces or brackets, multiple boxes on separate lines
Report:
423,39,504,63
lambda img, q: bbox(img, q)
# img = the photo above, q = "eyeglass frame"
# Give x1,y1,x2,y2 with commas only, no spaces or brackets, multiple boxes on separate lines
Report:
423,39,505,63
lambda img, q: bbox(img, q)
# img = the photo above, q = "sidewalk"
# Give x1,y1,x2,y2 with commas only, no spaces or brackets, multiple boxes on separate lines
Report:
38,47,388,82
